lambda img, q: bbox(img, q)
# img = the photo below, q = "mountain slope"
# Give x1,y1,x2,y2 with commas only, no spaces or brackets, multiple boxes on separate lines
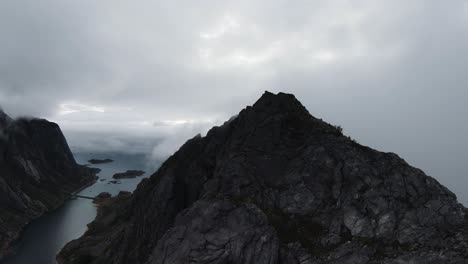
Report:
0,110,97,260
58,92,467,263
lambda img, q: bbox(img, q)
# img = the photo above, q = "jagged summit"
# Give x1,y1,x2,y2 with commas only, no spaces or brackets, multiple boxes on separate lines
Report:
0,108,12,128
208,91,341,143
237,91,323,129
58,92,467,264
251,91,309,114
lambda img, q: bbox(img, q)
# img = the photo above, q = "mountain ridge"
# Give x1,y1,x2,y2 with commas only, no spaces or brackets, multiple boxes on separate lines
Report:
0,109,97,260
58,91,467,263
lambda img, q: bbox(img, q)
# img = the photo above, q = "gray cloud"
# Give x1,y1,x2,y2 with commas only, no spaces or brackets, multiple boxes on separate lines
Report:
0,0,467,204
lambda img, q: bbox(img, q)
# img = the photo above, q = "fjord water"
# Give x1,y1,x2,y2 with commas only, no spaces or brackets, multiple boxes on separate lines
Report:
3,152,158,264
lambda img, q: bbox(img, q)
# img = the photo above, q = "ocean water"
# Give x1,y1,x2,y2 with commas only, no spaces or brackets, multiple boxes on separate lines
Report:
3,152,160,264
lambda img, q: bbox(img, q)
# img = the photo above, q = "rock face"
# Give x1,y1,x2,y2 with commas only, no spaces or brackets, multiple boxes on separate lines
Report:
57,92,468,264
0,110,97,260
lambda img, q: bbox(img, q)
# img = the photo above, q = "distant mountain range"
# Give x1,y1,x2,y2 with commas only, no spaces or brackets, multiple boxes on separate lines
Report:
57,92,467,263
0,109,97,260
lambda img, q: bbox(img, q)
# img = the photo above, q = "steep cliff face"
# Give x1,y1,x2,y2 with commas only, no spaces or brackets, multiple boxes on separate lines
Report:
0,110,97,260
58,92,467,264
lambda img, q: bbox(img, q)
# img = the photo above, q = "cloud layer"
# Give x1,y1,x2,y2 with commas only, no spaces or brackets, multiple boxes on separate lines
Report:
1,0,467,204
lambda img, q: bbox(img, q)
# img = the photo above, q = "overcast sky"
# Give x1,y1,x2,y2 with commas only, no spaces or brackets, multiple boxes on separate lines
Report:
0,0,467,204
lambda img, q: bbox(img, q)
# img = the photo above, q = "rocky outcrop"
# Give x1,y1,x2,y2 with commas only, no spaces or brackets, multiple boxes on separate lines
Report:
113,170,145,179
0,109,97,260
88,158,113,164
57,92,468,263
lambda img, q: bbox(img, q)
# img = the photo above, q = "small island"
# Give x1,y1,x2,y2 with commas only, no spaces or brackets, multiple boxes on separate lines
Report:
108,180,120,184
112,170,145,179
88,158,113,164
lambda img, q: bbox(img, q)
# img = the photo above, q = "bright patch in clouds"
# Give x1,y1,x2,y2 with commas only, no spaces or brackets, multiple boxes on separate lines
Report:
198,45,281,69
155,119,214,126
58,103,105,115
200,15,241,40
313,50,338,63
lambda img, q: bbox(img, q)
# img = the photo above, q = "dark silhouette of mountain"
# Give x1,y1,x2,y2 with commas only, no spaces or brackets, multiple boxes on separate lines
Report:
113,170,145,179
88,158,113,164
58,92,467,263
0,110,97,260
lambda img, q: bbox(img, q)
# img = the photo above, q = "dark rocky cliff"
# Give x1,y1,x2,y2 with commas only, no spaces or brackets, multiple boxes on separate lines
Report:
58,92,467,263
0,110,97,260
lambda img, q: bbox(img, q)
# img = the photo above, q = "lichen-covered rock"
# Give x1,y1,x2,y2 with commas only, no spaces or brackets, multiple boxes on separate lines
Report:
0,110,97,260
57,92,468,264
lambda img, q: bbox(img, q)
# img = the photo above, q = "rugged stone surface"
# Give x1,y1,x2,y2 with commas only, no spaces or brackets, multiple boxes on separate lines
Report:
113,170,146,179
0,109,97,260
57,92,468,264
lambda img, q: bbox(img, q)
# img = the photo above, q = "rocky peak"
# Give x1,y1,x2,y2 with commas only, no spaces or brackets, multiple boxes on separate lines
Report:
0,108,12,130
58,92,467,264
251,91,308,115
0,108,8,119
236,91,337,130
